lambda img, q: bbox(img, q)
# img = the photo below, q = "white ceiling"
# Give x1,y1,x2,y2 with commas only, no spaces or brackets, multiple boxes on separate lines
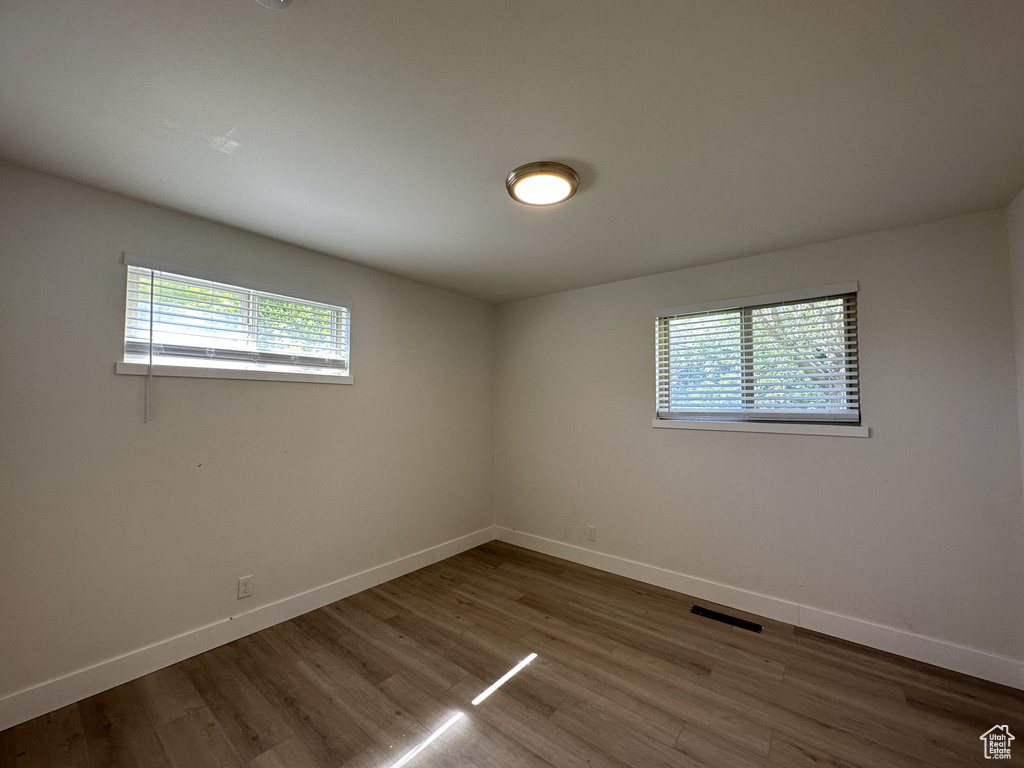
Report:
1,1,1022,302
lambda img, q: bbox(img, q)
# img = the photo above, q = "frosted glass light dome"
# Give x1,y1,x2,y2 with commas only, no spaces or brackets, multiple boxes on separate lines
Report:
506,162,579,206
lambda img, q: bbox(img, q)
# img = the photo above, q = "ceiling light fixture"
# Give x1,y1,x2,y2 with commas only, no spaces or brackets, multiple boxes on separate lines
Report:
506,162,579,206
255,0,292,8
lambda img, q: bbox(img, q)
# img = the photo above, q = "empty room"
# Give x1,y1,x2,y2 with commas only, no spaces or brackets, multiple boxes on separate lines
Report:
1,1,1023,766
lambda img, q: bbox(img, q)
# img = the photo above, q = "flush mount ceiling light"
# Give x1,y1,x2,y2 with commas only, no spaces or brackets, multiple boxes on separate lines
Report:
255,0,292,8
506,162,580,206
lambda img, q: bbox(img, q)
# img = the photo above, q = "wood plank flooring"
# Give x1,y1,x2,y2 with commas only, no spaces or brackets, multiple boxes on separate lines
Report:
2,541,1021,767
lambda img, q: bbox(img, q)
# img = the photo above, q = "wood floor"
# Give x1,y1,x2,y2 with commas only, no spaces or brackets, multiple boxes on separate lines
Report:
2,542,1021,767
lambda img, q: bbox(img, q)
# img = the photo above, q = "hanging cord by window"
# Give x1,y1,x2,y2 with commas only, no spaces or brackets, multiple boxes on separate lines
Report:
145,270,155,423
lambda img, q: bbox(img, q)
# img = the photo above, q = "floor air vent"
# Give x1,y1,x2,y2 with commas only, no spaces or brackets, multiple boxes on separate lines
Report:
690,605,762,633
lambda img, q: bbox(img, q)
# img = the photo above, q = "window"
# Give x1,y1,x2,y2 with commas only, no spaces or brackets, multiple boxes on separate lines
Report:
655,283,860,429
118,256,350,383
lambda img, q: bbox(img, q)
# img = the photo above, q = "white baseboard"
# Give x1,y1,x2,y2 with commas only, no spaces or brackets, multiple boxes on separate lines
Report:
4,522,1020,733
494,527,1024,691
0,526,497,732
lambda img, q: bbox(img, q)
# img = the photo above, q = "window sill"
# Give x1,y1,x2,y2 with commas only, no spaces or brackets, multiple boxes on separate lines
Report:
651,418,869,437
116,362,352,385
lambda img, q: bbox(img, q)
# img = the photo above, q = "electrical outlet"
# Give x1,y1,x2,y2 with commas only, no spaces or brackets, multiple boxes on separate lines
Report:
238,575,253,599
586,525,597,542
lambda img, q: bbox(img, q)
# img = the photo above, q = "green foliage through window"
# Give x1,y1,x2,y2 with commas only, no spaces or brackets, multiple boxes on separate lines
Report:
124,266,349,375
656,293,859,423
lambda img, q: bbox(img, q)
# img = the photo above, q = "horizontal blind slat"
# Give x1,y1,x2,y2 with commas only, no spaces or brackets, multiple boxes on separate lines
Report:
655,292,859,423
125,266,350,375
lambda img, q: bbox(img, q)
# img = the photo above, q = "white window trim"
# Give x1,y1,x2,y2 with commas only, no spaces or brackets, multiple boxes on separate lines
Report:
116,253,352,385
653,281,866,436
651,418,868,437
116,361,352,385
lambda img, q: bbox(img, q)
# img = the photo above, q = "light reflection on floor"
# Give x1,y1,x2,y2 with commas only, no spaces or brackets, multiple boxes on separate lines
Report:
387,652,538,768
387,711,464,768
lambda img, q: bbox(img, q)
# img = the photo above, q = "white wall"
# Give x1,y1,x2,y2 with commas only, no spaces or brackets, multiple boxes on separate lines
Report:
495,211,1024,664
1010,188,1024,493
0,163,494,702
1008,188,1024,671
3,159,1023,714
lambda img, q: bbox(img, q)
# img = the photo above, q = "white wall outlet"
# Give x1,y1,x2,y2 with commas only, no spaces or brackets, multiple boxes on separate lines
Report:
586,525,597,542
237,575,253,599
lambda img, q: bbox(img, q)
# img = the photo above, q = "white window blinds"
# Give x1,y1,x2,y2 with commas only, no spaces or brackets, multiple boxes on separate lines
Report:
655,288,859,423
124,262,350,377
